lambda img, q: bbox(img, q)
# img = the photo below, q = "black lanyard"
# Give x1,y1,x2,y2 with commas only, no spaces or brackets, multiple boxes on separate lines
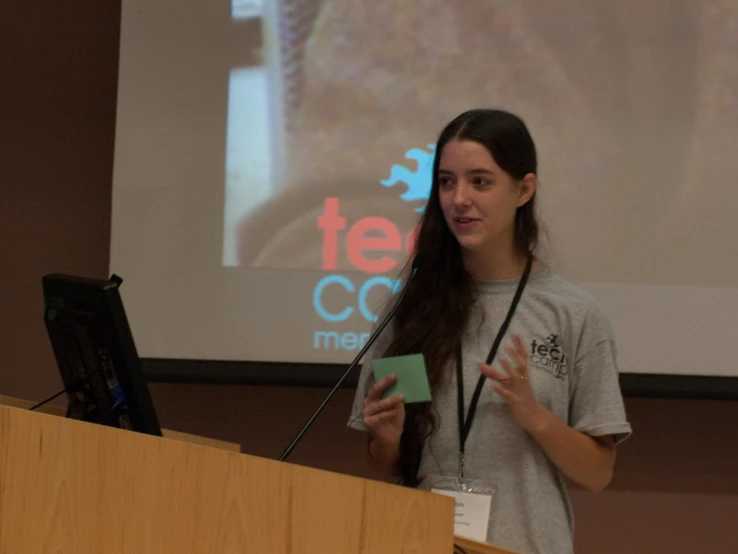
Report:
456,256,532,479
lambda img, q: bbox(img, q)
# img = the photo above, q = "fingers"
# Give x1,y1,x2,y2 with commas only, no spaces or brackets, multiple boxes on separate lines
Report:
504,346,523,373
505,335,529,378
363,395,404,433
366,374,397,401
481,362,519,391
512,334,528,357
363,393,404,417
479,363,508,382
507,335,528,369
500,359,528,379
364,404,404,427
493,383,516,401
480,335,531,386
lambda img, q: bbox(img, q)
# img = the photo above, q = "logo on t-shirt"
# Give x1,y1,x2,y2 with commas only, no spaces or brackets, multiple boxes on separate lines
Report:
529,334,568,379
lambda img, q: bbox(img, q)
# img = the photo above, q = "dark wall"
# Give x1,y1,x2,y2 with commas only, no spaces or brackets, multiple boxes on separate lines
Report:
1,1,118,398
1,2,737,553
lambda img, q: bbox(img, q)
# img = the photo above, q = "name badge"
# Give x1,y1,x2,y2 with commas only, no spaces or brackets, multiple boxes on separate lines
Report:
429,476,494,542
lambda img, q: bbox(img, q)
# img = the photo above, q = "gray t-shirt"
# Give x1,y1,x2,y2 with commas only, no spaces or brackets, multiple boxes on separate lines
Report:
348,266,632,554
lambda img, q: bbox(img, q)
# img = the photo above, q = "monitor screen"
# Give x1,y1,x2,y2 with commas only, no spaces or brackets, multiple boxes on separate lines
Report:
42,274,161,436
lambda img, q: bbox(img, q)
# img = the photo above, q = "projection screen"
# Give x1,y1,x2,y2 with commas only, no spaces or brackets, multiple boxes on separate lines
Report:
110,0,738,391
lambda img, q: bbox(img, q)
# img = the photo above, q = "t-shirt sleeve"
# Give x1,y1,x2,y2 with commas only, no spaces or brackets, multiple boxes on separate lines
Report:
568,308,632,445
347,322,394,432
348,359,371,431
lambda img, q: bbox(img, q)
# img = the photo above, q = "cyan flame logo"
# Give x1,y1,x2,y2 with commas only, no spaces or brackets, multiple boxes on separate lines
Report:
380,144,436,213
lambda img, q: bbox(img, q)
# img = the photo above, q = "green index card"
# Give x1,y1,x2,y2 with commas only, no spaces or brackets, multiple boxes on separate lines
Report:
371,353,432,403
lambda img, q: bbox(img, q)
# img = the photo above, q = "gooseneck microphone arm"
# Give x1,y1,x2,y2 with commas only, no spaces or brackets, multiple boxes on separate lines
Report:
278,252,428,462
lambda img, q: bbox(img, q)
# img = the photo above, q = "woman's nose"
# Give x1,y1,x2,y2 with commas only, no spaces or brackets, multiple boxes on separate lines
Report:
453,183,471,206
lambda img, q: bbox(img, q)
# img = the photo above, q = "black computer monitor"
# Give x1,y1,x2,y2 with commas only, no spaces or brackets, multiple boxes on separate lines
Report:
42,273,162,436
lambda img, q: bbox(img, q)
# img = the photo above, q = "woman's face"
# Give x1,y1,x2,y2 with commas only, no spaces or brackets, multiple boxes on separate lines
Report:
438,139,535,258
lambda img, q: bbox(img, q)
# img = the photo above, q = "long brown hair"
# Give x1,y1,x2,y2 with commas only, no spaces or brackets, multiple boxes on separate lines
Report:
379,109,541,486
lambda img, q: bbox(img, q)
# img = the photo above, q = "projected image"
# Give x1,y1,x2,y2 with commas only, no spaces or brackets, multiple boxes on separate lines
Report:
223,1,274,266
223,0,449,273
112,0,738,373
224,0,738,287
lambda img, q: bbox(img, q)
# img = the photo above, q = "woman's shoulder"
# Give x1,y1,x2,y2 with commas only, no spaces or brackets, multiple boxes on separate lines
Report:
529,265,617,355
530,265,611,322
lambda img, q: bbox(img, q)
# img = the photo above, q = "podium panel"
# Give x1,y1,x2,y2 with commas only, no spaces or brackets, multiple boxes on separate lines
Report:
0,404,455,553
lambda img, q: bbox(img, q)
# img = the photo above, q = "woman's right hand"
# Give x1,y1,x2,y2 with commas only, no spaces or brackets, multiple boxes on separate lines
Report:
363,374,405,448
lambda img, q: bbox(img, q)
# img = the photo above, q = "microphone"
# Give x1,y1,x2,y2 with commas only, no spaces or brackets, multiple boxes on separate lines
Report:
278,251,429,462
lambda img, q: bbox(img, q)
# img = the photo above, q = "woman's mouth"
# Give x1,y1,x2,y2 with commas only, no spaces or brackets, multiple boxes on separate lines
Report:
453,216,480,229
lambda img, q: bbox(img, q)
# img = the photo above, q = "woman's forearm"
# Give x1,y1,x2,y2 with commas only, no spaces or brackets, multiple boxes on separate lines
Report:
527,406,616,493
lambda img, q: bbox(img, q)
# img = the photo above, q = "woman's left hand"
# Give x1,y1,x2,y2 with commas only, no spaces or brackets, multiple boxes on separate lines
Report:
479,334,545,432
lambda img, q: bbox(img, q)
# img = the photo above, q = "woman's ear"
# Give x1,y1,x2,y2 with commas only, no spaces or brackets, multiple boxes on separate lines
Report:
517,173,537,207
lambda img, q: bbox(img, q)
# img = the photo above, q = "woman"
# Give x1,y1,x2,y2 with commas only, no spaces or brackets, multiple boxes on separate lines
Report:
348,109,631,554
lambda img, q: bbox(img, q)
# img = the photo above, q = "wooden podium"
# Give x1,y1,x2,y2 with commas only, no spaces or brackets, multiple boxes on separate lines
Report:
0,401,518,554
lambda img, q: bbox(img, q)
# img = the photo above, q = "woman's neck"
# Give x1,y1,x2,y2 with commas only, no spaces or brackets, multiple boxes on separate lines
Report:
462,247,530,281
